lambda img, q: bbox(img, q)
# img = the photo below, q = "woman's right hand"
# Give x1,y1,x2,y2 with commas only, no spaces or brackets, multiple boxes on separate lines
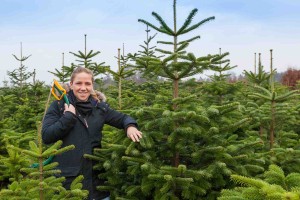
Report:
64,103,76,115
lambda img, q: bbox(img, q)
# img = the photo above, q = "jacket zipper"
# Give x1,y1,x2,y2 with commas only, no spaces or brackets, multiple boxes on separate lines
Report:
83,118,88,128
78,114,89,129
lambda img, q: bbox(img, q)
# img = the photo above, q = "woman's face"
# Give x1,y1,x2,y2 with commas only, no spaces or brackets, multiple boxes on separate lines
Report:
70,72,93,102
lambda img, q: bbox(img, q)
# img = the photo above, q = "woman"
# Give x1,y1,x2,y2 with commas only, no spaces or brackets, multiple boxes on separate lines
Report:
42,67,142,200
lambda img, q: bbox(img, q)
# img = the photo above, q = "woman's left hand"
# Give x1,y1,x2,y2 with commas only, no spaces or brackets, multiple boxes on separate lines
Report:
127,126,142,142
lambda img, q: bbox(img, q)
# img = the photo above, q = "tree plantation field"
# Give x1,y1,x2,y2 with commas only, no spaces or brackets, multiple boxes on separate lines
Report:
1,1,300,200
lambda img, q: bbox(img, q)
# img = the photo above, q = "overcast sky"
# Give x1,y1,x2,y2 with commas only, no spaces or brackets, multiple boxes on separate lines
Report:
1,0,300,86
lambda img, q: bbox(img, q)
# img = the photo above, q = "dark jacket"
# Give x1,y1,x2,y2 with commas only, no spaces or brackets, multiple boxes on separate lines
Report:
42,97,137,199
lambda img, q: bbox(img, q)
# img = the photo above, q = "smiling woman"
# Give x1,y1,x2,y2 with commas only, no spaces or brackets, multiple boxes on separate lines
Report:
42,66,142,200
70,70,93,102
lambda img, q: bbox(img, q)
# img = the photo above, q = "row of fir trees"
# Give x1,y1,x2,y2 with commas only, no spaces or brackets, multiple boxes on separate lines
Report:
1,1,300,199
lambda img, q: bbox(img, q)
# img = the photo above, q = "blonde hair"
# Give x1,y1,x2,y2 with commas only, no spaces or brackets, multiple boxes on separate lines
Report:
70,66,95,83
64,67,106,102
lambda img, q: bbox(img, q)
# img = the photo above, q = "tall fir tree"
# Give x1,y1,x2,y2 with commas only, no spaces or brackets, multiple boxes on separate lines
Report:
138,0,227,101
106,48,136,110
244,53,271,87
201,52,240,106
241,50,300,174
129,25,160,81
69,34,109,78
7,42,33,97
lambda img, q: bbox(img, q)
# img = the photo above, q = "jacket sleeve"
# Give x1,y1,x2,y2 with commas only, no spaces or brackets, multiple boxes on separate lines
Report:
42,101,77,144
100,102,138,130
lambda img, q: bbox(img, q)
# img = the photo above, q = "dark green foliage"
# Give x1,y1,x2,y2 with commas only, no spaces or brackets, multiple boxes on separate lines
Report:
199,58,240,105
90,93,263,199
244,81,300,150
2,56,300,199
200,80,242,105
2,1,300,199
13,98,42,131
0,130,35,184
0,94,18,121
81,1,300,199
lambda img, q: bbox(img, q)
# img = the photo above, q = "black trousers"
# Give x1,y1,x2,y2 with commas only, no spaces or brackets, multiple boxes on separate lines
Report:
63,174,109,199
63,160,109,200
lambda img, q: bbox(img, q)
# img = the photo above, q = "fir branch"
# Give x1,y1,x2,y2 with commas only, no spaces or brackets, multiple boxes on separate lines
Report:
178,36,201,45
248,93,272,101
155,48,173,54
157,41,174,45
41,140,63,156
231,175,266,188
253,85,272,96
86,50,101,58
162,54,176,64
177,8,198,35
178,64,194,79
29,141,39,153
122,156,145,163
221,118,251,131
176,42,189,52
162,63,176,79
138,19,172,35
151,12,174,35
275,90,299,102
69,51,84,59
180,16,215,34
83,154,102,161
51,145,75,156
12,54,31,62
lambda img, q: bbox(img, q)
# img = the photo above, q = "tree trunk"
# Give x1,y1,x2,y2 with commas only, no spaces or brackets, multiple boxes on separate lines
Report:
118,48,122,110
270,101,275,149
172,0,180,168
38,126,44,200
173,152,180,167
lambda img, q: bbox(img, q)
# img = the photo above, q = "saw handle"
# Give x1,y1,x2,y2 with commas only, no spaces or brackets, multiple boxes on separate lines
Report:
51,80,70,105
31,80,70,168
